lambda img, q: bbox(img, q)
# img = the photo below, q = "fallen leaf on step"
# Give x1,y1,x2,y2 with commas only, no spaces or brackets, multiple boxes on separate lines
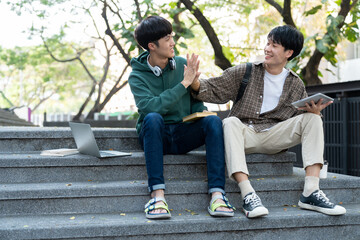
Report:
191,211,198,215
120,213,126,216
179,213,182,216
291,205,297,208
69,216,75,220
339,202,343,205
333,176,337,179
23,225,29,228
66,183,72,187
88,180,92,182
283,204,289,207
283,208,287,211
147,220,152,223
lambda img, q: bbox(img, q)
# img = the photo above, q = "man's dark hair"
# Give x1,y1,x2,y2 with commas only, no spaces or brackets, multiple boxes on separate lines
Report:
267,25,304,61
134,16,173,51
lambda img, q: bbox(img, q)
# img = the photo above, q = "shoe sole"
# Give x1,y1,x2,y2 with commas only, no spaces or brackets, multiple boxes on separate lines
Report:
243,206,269,218
146,213,171,219
298,201,346,216
208,207,235,217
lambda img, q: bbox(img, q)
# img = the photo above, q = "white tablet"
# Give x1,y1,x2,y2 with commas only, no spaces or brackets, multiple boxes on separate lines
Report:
291,93,334,108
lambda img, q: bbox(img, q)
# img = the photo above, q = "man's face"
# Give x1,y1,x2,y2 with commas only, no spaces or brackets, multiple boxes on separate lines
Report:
264,39,293,67
151,32,175,59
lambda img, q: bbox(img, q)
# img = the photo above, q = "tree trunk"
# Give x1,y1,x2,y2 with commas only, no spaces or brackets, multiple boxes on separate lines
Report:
72,83,97,121
301,49,323,86
180,0,232,70
266,0,357,85
85,80,128,120
302,0,357,85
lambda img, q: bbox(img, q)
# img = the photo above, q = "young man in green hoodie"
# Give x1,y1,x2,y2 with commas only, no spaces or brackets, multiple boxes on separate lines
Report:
129,16,234,219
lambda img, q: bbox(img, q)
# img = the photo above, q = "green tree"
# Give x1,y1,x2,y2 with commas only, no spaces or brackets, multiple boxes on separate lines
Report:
5,0,360,119
5,0,198,119
179,0,360,85
0,44,92,112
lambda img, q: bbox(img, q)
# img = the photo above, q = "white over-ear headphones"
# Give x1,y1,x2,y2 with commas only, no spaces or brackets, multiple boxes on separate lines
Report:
147,54,176,77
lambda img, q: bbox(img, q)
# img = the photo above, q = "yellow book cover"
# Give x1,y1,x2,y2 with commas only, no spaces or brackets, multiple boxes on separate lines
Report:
182,112,217,122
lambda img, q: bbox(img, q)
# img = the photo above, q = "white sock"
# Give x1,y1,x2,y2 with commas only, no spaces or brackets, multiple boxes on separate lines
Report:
303,176,320,197
238,180,255,199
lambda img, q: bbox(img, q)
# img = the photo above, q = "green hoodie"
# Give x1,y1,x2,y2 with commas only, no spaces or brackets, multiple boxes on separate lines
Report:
129,51,207,134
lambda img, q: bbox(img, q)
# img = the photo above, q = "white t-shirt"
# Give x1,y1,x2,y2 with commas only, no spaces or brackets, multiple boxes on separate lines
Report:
260,68,289,114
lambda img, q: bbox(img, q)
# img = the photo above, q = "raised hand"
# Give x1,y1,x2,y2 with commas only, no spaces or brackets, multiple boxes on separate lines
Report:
182,53,200,88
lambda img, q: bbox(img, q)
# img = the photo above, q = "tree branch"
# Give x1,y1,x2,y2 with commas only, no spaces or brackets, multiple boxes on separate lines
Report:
179,0,232,70
98,64,130,111
283,0,297,28
265,0,283,14
301,0,358,85
101,1,131,65
42,35,98,85
134,0,142,22
73,83,97,121
265,0,296,28
32,90,57,112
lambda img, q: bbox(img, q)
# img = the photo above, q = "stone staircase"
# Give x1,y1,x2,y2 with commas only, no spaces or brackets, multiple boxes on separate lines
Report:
0,127,359,239
0,109,34,127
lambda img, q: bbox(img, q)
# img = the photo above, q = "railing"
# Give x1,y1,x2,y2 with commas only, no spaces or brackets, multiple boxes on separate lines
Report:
290,94,360,177
33,112,137,128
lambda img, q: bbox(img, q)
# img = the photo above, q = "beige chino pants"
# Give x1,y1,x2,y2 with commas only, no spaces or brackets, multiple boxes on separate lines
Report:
223,113,324,180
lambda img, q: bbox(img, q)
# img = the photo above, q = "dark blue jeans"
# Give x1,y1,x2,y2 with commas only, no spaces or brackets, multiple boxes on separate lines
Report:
139,112,226,194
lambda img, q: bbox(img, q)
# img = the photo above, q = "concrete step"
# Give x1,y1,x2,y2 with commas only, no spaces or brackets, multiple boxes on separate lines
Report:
0,127,140,152
1,203,359,240
0,118,34,127
0,151,295,183
1,168,359,216
0,110,34,127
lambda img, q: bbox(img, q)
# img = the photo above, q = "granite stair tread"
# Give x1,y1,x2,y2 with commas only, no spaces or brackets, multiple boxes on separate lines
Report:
1,168,359,199
0,151,295,167
1,169,359,216
1,203,359,240
0,151,296,183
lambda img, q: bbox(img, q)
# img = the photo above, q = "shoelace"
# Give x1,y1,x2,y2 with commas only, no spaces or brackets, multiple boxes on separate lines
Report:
244,193,262,207
314,190,333,206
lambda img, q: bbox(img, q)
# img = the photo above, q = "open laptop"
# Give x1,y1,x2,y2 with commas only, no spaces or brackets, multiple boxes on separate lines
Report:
69,122,131,158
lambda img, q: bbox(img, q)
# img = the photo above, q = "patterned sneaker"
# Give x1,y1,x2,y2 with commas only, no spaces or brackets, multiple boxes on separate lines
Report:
298,190,346,216
242,192,269,218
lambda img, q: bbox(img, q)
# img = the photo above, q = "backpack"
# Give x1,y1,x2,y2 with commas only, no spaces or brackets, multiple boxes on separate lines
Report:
234,62,252,104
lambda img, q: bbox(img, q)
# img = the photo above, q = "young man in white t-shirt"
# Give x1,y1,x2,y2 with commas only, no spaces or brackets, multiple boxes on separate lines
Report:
190,25,346,218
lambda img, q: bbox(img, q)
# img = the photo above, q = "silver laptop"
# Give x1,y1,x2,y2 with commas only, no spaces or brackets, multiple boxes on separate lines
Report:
69,122,131,158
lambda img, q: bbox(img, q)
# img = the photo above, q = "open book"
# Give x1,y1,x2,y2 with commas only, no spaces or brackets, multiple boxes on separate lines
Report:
182,112,217,122
40,148,79,157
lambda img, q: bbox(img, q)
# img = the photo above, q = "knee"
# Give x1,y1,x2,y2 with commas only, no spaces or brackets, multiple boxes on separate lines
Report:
302,113,322,127
203,115,222,127
223,116,242,129
143,113,164,129
202,115,223,134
